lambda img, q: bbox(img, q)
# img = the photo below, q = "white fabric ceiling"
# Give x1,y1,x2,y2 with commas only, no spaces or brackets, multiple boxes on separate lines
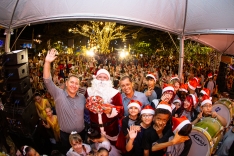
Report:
0,0,234,55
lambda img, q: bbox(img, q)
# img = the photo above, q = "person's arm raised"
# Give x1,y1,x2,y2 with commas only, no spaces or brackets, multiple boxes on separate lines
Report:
43,48,58,79
151,131,189,152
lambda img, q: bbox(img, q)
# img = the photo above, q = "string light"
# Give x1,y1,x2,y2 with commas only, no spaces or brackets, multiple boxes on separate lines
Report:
68,21,129,54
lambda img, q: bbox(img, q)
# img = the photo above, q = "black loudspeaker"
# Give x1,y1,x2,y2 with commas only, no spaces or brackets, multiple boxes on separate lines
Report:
2,88,33,107
2,49,28,66
4,63,29,80
0,76,31,93
217,62,227,92
3,100,39,136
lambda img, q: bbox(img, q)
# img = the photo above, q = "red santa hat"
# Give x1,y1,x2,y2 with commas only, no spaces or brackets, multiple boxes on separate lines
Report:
157,101,172,113
146,73,156,82
170,76,180,82
201,95,212,106
162,84,174,94
179,84,188,93
127,100,142,111
200,88,210,96
173,99,181,105
208,73,213,78
188,78,198,90
96,69,110,80
172,116,191,134
200,88,212,100
194,77,201,88
141,105,155,115
189,94,198,106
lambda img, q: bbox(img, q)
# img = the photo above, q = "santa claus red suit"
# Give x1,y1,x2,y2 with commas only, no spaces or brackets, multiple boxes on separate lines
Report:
85,69,124,143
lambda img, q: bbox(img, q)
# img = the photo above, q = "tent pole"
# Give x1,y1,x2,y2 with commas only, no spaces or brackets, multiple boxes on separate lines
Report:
5,29,11,52
4,0,19,53
178,35,185,80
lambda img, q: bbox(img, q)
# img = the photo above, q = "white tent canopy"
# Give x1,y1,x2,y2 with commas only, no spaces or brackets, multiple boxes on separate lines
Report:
1,0,234,55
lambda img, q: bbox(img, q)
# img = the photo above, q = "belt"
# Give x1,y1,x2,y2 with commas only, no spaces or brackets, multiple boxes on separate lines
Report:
91,119,115,127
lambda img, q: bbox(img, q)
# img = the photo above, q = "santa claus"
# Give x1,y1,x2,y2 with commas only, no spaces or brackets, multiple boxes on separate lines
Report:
85,69,124,144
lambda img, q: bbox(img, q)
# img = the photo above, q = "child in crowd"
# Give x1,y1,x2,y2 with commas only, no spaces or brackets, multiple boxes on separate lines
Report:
20,146,39,156
165,116,192,156
175,94,199,123
34,93,51,121
171,99,181,116
142,105,172,156
66,131,91,156
42,107,60,142
193,95,227,127
126,105,155,156
97,148,109,156
122,100,142,138
142,104,189,156
87,129,121,156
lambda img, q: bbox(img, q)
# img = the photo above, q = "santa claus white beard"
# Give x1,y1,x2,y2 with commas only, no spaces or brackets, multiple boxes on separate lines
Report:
90,79,113,103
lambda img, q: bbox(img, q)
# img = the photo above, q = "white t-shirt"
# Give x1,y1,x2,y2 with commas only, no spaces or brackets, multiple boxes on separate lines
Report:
66,143,91,156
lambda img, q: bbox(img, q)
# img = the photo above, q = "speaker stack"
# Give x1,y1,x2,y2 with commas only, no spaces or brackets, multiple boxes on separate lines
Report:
0,49,39,137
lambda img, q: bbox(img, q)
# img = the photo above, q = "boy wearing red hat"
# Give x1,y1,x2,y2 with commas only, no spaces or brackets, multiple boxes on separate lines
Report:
144,73,162,103
150,116,192,156
142,102,189,156
193,95,227,127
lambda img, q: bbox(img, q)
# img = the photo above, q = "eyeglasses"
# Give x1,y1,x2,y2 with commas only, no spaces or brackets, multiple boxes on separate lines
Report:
142,114,153,118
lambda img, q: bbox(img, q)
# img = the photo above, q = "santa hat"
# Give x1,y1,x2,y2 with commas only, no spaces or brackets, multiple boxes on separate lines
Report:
96,69,110,80
200,88,212,100
172,116,191,134
162,84,174,94
141,105,155,115
200,88,210,96
201,95,212,106
173,99,181,105
170,76,180,82
179,84,188,93
208,73,213,78
127,100,142,111
188,78,198,90
189,94,198,106
194,77,201,88
157,101,172,113
146,73,156,82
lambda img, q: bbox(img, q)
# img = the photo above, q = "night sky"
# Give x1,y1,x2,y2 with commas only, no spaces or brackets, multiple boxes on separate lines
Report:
0,24,46,40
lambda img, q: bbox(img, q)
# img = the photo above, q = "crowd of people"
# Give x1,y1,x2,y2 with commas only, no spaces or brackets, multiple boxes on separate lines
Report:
2,48,234,156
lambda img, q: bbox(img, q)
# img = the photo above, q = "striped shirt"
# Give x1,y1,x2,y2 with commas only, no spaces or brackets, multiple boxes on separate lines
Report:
43,77,86,133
